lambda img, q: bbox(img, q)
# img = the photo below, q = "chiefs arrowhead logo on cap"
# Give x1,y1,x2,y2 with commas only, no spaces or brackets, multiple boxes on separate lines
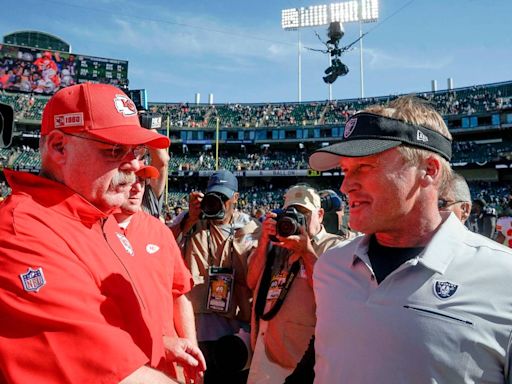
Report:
113,94,137,116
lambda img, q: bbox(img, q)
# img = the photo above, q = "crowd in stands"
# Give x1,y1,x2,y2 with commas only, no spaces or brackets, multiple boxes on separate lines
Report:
3,81,512,126
1,143,511,224
2,80,512,217
4,141,512,175
170,150,308,172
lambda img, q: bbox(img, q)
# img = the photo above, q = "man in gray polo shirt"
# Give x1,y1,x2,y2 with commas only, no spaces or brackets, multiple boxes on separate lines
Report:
308,96,512,383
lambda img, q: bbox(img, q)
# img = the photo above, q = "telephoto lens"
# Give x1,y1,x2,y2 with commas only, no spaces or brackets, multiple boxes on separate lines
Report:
201,192,227,219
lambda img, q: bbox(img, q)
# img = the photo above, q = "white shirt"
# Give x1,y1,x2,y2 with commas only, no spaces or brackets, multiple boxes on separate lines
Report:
314,213,512,384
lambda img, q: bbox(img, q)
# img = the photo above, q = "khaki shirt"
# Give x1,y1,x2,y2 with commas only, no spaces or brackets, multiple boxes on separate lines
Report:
251,226,347,368
183,211,260,323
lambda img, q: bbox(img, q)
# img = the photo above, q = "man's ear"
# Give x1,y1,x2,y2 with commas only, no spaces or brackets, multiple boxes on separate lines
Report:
419,156,441,187
317,207,325,223
43,130,67,166
461,202,472,223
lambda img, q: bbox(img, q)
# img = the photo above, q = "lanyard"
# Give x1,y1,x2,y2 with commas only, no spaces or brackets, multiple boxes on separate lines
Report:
206,221,235,268
254,246,301,321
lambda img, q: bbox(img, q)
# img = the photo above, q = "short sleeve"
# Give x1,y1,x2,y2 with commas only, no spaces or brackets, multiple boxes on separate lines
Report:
0,210,149,383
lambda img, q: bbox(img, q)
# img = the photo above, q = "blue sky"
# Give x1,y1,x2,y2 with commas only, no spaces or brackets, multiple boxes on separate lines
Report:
1,0,511,103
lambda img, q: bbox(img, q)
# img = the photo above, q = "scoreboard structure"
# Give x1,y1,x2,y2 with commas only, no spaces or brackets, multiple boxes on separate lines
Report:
0,43,128,94
75,54,128,85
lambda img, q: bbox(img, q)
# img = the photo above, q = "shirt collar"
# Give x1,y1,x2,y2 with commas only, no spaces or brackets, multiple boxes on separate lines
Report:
311,225,328,244
351,212,464,275
416,212,465,274
5,169,110,226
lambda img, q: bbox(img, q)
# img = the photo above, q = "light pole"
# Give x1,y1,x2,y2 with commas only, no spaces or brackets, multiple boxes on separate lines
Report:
281,0,379,101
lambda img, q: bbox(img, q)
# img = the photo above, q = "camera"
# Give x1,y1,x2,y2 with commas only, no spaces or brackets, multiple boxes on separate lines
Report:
319,190,343,212
275,207,307,237
139,111,162,129
0,102,14,148
201,192,227,220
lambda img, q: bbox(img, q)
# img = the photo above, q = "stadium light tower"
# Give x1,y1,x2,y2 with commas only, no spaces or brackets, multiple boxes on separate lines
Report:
281,0,379,101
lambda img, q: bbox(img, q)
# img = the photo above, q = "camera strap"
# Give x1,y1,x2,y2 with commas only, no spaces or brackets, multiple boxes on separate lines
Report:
255,247,301,321
206,221,235,268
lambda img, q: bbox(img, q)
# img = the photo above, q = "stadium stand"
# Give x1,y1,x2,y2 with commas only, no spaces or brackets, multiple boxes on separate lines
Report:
1,80,512,216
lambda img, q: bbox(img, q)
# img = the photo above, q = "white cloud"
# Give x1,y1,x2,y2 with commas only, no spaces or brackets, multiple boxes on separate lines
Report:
365,47,453,70
59,3,293,65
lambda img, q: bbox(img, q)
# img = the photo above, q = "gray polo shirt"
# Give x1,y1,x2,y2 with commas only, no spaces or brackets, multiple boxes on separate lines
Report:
314,213,512,383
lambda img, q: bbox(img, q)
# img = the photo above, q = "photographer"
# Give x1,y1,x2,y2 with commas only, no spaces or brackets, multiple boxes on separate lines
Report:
246,185,347,384
171,170,260,383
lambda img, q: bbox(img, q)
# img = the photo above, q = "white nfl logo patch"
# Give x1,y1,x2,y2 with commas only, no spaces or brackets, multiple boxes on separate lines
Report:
344,117,358,138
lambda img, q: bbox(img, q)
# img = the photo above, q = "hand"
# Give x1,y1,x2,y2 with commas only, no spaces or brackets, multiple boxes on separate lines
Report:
274,226,314,264
188,191,204,224
260,212,278,243
163,336,206,383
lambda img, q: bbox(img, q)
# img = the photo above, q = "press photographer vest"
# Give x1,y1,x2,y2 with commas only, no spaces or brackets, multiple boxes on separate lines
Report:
183,211,260,322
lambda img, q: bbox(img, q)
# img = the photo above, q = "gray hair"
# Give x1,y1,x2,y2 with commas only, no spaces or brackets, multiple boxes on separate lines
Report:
443,172,471,202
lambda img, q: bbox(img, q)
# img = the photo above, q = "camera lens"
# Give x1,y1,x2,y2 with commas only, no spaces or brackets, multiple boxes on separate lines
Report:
201,193,226,219
277,217,299,237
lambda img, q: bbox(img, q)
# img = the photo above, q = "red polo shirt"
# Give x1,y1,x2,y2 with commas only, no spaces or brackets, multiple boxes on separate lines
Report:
106,210,193,376
0,170,189,383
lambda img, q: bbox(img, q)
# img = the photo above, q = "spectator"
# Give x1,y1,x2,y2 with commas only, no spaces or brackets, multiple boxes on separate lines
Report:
467,197,497,238
496,202,512,248
438,171,472,224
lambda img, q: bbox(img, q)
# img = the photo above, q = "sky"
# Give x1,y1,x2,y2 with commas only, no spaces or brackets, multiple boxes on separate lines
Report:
1,0,511,104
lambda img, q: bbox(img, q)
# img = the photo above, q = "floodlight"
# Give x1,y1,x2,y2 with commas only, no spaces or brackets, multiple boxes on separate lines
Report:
281,0,379,100
282,0,379,30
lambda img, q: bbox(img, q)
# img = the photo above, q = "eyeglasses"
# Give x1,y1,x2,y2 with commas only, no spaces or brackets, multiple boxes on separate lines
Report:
438,199,467,209
63,132,148,161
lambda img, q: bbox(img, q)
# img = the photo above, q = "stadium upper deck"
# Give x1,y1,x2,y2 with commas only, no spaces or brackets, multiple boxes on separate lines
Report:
1,80,511,129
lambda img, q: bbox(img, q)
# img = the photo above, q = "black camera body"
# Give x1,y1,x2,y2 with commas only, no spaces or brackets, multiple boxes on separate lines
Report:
275,207,307,237
201,192,227,220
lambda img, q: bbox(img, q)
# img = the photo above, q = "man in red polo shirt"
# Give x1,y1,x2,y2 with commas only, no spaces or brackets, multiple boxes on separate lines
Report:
0,83,190,383
114,165,206,382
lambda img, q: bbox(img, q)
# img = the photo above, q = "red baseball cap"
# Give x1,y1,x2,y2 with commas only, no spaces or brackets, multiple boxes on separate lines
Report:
41,83,170,149
136,165,159,179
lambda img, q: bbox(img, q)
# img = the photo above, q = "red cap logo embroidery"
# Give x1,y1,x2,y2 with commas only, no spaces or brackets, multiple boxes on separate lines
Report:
113,95,137,116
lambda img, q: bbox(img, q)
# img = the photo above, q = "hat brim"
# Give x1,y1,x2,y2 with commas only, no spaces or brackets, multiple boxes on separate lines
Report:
309,139,402,171
136,165,160,179
207,185,235,199
284,202,315,211
88,125,170,149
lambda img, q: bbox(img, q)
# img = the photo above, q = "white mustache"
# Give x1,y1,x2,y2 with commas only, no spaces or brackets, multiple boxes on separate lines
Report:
111,171,136,188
